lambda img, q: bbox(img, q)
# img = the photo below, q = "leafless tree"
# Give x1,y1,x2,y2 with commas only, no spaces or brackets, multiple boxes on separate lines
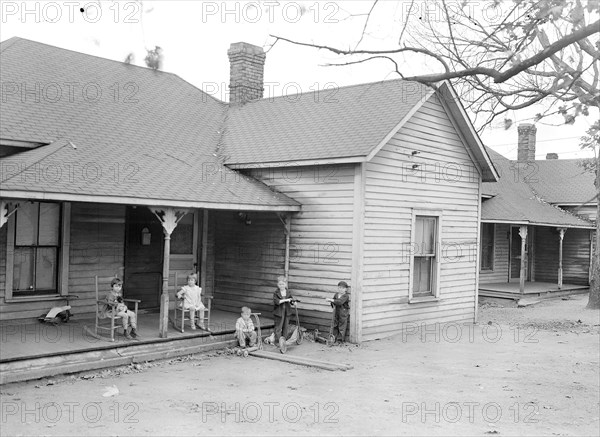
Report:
271,0,600,307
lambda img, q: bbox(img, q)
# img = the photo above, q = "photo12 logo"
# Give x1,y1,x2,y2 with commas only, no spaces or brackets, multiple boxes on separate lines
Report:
200,1,340,24
1,1,142,24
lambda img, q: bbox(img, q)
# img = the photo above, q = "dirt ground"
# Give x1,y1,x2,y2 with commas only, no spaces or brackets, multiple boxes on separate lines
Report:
1,294,599,437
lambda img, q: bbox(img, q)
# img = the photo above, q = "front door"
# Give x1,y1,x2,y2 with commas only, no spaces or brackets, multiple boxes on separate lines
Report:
124,207,163,309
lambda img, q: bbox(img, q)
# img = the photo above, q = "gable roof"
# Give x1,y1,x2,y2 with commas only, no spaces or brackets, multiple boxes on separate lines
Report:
221,80,498,182
0,37,299,211
0,37,498,208
481,148,594,228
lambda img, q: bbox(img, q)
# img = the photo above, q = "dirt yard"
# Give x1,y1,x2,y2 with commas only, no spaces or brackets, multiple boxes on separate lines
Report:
1,295,598,436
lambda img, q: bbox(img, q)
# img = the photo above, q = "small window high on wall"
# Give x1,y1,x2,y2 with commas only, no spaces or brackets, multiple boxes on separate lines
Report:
12,202,61,296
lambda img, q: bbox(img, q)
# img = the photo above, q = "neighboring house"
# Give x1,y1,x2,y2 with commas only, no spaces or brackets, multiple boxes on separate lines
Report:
480,124,596,297
0,37,498,343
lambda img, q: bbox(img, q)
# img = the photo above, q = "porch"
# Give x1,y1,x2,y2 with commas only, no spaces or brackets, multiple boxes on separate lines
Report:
0,310,274,384
479,281,589,300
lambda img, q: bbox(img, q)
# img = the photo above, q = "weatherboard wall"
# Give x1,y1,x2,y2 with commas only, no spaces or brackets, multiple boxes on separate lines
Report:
361,93,482,341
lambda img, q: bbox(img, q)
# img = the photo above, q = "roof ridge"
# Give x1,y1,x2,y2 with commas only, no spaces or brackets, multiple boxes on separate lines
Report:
234,77,426,106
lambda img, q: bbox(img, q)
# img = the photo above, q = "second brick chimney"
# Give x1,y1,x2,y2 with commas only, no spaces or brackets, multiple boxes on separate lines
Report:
517,123,537,161
228,42,266,105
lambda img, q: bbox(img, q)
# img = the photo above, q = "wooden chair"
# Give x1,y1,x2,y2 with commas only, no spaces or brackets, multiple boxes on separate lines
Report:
171,272,213,333
94,275,141,341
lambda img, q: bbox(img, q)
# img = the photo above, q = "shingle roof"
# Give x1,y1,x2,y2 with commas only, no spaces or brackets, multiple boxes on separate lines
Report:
1,37,498,205
528,159,596,204
0,37,299,210
221,80,432,164
482,148,594,228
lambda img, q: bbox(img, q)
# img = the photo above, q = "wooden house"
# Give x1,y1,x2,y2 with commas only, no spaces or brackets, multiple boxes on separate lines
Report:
0,38,498,344
479,124,596,298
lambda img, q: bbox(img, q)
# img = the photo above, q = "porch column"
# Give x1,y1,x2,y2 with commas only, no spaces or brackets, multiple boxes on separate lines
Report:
519,225,528,295
151,207,189,338
278,213,291,280
557,228,567,290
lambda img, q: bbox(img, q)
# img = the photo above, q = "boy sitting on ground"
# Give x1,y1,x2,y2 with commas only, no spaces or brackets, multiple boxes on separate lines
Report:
235,306,257,349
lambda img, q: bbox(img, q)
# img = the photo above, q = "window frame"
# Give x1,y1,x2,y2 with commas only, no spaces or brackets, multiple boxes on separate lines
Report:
5,201,70,301
480,222,495,271
408,209,442,303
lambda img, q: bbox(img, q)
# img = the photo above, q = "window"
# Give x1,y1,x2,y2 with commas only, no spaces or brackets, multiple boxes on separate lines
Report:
410,212,441,301
480,223,495,271
12,202,61,296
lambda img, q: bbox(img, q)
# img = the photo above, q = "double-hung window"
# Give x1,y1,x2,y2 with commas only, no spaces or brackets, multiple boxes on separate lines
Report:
410,211,442,301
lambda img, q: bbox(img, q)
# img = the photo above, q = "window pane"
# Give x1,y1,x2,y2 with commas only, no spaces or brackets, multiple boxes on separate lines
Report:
35,247,57,290
38,203,60,245
13,247,34,291
415,216,436,255
413,256,432,295
170,213,194,254
15,203,38,245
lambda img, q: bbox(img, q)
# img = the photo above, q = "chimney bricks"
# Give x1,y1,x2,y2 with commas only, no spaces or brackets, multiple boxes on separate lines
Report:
228,42,265,106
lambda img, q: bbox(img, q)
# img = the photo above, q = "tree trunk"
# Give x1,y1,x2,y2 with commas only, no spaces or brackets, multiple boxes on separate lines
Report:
587,154,600,309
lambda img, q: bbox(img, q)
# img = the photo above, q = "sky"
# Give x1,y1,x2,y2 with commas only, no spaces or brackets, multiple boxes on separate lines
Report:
0,0,596,160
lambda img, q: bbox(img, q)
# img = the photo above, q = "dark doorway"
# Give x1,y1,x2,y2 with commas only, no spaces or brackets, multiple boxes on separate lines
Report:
124,206,163,309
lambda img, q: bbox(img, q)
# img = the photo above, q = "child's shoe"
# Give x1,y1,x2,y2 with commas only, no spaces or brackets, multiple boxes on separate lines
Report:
123,328,132,339
191,323,197,330
279,337,287,354
130,328,138,338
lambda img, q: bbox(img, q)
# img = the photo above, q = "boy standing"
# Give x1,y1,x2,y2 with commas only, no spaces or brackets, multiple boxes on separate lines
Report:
235,306,257,348
273,276,294,353
325,281,350,343
102,278,138,339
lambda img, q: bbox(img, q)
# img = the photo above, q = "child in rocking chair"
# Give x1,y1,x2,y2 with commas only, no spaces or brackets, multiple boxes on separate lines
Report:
176,273,206,330
103,278,138,339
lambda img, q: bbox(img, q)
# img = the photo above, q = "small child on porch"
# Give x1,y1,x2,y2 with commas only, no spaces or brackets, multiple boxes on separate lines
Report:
176,273,206,330
325,281,350,344
103,278,138,339
235,306,257,348
273,275,294,353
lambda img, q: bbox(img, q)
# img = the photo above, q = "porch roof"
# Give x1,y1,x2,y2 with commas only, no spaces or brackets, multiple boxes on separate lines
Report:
481,148,594,229
0,37,299,211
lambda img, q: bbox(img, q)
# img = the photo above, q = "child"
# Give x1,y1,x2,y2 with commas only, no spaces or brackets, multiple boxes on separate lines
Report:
235,306,257,348
273,275,294,353
325,281,350,344
103,278,138,339
176,273,206,330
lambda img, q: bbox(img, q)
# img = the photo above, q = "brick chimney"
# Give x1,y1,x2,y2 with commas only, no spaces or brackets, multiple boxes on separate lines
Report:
517,123,537,161
546,153,559,160
227,42,265,105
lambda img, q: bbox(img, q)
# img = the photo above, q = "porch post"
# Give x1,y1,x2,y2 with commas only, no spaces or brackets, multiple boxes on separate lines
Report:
557,228,566,290
278,213,291,280
151,207,189,338
519,225,528,295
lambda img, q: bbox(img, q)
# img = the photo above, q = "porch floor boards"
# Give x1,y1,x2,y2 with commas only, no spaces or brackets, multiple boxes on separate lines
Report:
479,282,589,299
0,309,274,363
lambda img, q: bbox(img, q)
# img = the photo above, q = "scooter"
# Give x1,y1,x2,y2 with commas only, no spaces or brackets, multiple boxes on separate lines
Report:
38,295,79,325
315,306,337,346
279,299,304,353
230,312,264,357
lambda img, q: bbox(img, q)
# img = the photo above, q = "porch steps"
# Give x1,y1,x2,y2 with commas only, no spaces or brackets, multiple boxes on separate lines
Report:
0,333,243,385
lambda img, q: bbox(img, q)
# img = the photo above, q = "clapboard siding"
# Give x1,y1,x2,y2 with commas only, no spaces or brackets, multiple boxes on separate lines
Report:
67,203,126,315
0,203,125,321
534,226,591,285
480,223,510,283
246,164,355,330
0,226,6,302
212,210,285,315
362,94,481,341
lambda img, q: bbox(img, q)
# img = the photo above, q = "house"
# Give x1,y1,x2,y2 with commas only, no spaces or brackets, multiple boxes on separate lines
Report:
0,37,498,345
479,124,596,298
